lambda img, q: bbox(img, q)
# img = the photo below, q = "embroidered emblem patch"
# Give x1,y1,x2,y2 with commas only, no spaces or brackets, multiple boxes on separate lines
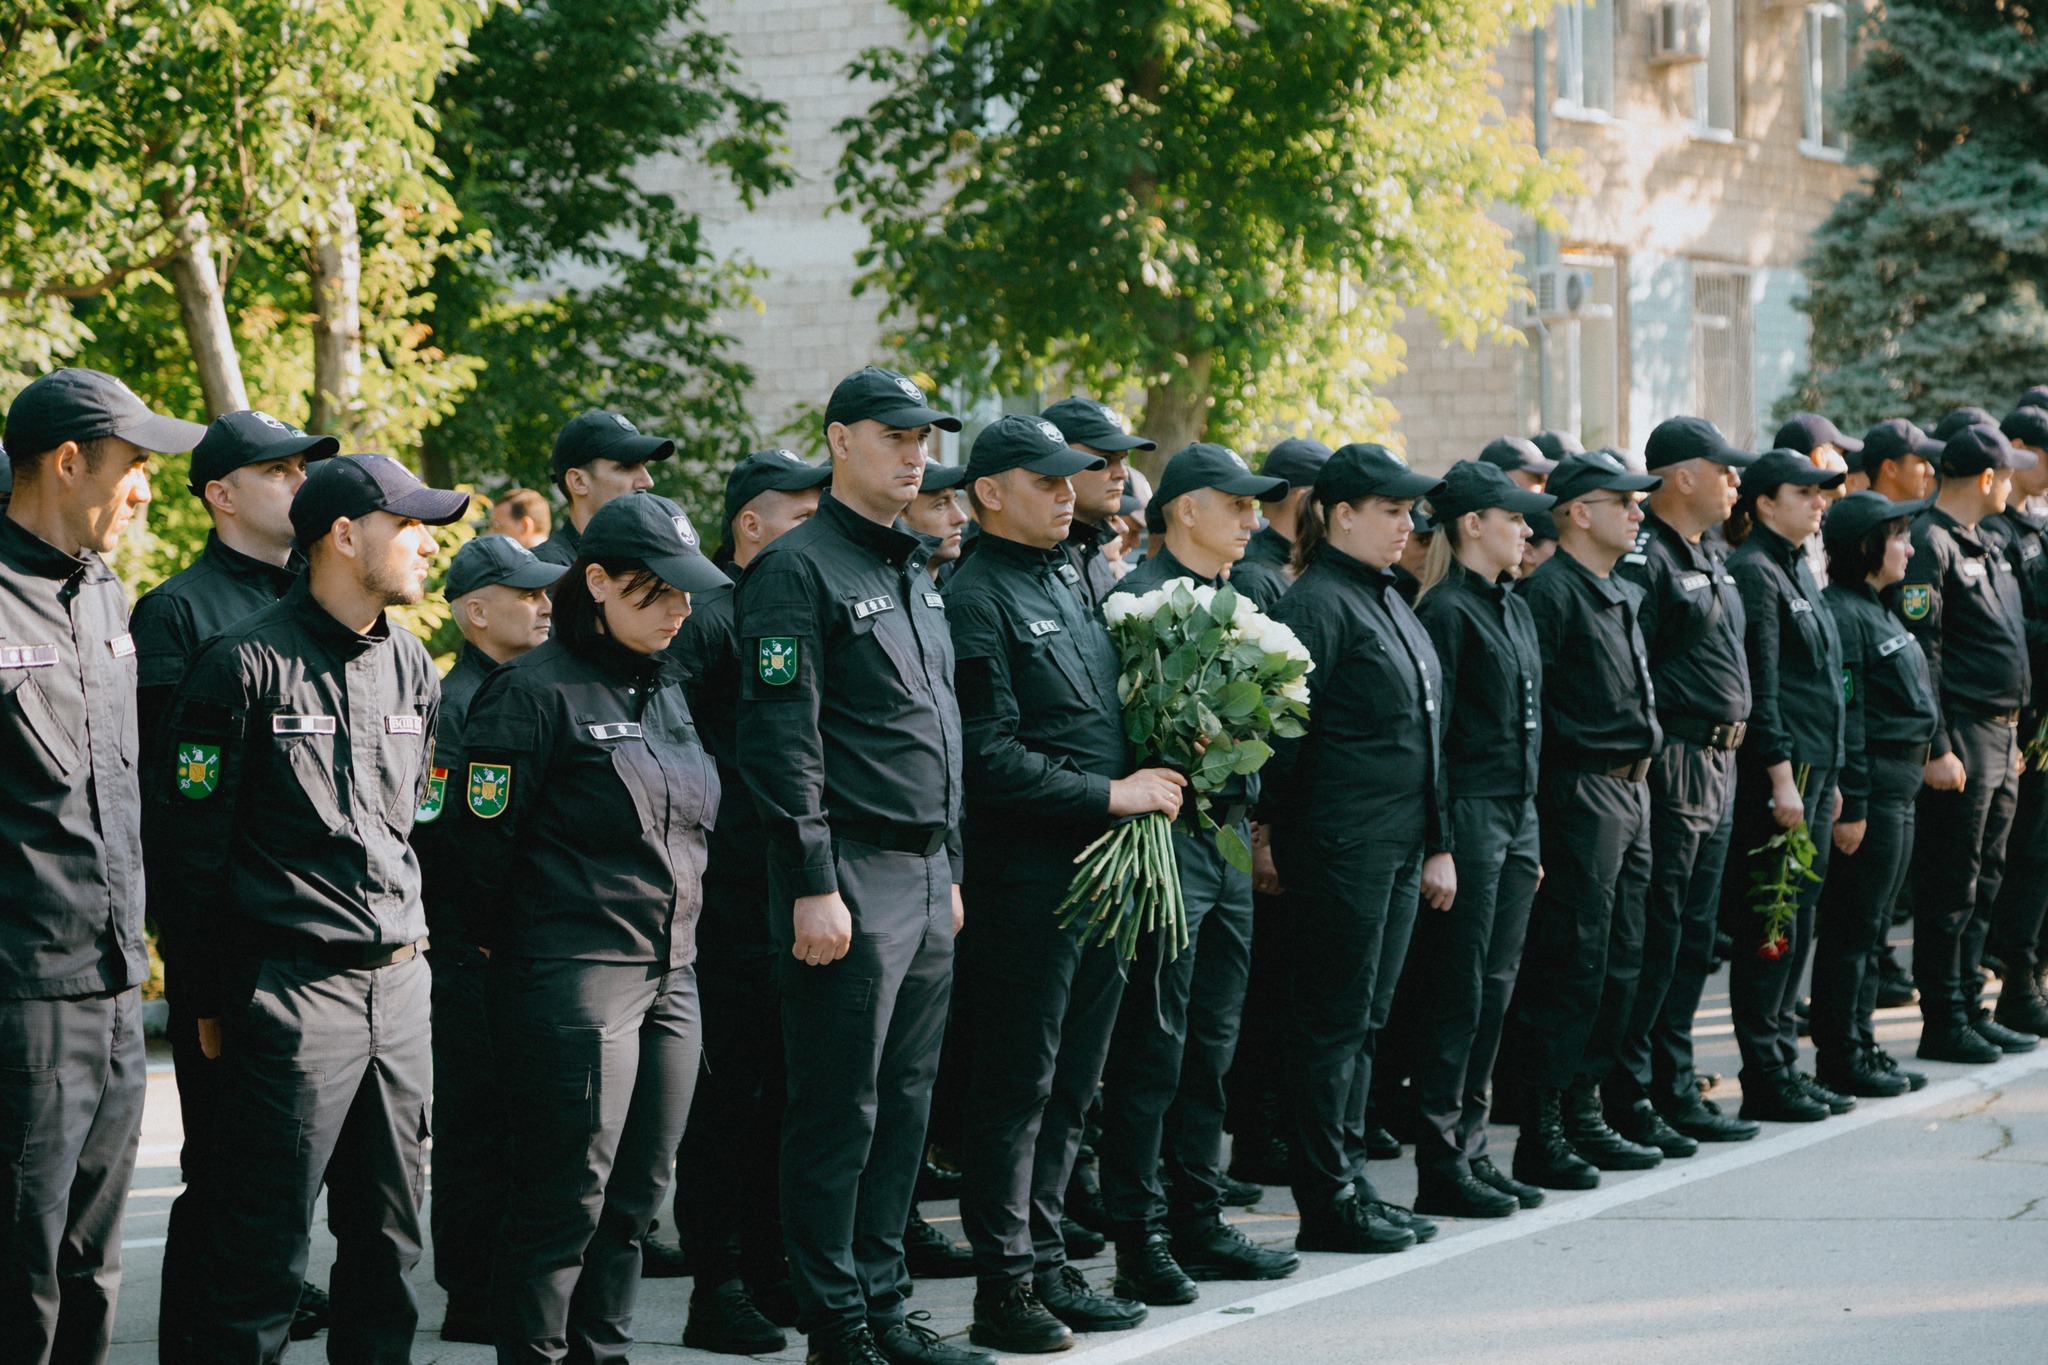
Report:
176,743,219,800
467,763,510,819
417,767,448,823
759,637,799,686
1900,584,1932,621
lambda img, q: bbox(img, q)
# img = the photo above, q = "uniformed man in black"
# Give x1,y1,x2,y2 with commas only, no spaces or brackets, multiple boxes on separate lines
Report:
1504,449,1663,1190
0,369,202,1365
1098,444,1293,1305
1530,429,1583,464
902,460,971,576
1607,417,1760,1148
1859,419,1943,521
1243,438,1330,579
160,453,469,1362
1892,424,2040,1063
1933,406,1998,442
1984,406,2048,1036
1477,435,1558,494
734,367,984,1365
533,409,677,566
413,532,564,1344
1039,397,1157,610
671,448,829,1355
129,408,340,1359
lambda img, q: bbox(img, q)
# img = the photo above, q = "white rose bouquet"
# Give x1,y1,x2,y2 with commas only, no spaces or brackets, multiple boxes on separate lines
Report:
1058,579,1313,957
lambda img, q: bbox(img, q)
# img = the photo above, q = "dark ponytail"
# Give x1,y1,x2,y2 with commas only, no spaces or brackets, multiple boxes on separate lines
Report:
1725,493,1758,547
1290,495,1332,576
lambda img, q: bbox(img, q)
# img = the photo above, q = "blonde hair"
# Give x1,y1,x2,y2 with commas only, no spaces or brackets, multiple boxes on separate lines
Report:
1416,511,1461,601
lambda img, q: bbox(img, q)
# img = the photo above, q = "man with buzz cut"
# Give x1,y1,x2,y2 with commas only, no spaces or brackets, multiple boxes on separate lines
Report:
1039,396,1157,610
534,409,677,566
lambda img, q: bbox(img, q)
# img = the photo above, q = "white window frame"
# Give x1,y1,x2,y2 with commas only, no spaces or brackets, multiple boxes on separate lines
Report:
1691,0,1740,138
1553,0,1616,118
1800,3,1851,159
1691,266,1754,448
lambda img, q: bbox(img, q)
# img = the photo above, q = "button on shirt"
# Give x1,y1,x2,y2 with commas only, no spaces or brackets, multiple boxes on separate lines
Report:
1414,560,1543,800
1728,526,1845,770
735,493,965,897
1827,583,1937,821
0,514,146,999
1889,507,2029,756
1519,549,1661,768
1617,509,1751,725
159,578,440,1015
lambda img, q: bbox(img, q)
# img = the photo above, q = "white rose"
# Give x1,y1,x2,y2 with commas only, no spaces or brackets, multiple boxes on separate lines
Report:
1104,592,1141,626
1191,583,1217,610
1281,677,1311,705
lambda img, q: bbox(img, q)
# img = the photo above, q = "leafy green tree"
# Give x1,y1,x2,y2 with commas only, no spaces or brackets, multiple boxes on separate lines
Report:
1790,1,2048,423
835,0,1568,463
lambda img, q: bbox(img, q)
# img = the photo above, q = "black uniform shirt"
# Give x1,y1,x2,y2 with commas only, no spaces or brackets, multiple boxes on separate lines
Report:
1987,503,2048,724
412,641,496,940
457,634,716,967
944,530,1126,837
1414,560,1542,801
1889,507,2029,757
1616,508,1751,725
131,531,298,754
1243,524,1292,574
1519,548,1661,768
1268,546,1448,851
1728,526,1846,770
160,577,440,1015
734,492,964,898
0,515,146,1000
532,517,581,568
1827,583,1938,822
1063,518,1123,612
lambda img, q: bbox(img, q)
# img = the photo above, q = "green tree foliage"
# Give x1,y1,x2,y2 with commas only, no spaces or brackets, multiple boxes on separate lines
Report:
836,0,1570,461
1790,1,2048,423
420,0,790,525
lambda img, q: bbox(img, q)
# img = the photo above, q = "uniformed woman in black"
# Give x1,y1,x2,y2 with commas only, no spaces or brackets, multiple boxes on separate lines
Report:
1719,452,1848,1124
1266,443,1449,1255
1401,461,1553,1218
457,493,728,1362
1813,491,1937,1098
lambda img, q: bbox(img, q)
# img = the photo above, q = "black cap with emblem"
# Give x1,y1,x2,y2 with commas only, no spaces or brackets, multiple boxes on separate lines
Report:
1545,448,1663,504
1933,407,1997,442
966,414,1106,481
1262,437,1335,486
1738,449,1848,497
825,366,962,433
1152,442,1289,513
1822,489,1930,546
1429,459,1557,523
723,448,831,526
3,366,209,461
1311,442,1442,505
188,410,340,494
1644,415,1757,471
577,492,728,593
290,454,472,546
1040,396,1155,453
446,533,567,600
550,410,677,482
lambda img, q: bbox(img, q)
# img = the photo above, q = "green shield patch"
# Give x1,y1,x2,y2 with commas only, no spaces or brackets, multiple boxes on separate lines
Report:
467,762,510,819
1900,583,1932,621
1842,668,1854,702
759,636,799,686
416,766,448,824
175,743,219,800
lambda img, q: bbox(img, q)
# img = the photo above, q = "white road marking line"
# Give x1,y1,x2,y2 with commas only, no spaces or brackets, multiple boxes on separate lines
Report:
1066,1051,2048,1364
122,1237,167,1250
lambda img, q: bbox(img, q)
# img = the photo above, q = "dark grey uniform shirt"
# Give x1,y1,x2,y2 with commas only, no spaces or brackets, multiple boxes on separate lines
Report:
533,518,581,568
1519,548,1662,769
1414,560,1542,801
1728,526,1846,771
131,531,298,755
1889,507,2030,758
1827,583,1937,822
413,641,496,941
1617,509,1751,727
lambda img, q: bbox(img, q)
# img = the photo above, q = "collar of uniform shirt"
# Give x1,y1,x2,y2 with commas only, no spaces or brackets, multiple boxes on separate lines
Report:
1644,505,1715,567
286,575,391,653
1553,542,1634,604
1066,517,1116,552
1318,542,1402,596
1749,521,1810,571
1449,556,1512,601
979,529,1071,571
1144,543,1221,588
0,508,103,581
205,528,299,591
573,628,678,689
820,488,927,569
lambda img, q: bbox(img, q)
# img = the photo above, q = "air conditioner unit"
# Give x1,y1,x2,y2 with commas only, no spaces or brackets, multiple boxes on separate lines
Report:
1514,265,1598,327
1648,0,1707,66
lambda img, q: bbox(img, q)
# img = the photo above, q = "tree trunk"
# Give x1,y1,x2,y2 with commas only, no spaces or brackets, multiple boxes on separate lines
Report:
309,190,363,437
168,219,249,418
1138,350,1214,481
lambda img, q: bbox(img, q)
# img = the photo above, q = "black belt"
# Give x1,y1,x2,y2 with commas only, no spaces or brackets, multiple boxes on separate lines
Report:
1659,713,1747,751
833,821,950,857
1951,702,2021,726
1868,739,1931,764
1558,755,1653,782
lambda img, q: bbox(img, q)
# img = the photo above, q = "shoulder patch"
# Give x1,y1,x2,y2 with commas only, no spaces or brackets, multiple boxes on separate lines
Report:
466,762,510,818
759,637,799,686
175,743,219,800
416,767,448,823
1900,584,1932,621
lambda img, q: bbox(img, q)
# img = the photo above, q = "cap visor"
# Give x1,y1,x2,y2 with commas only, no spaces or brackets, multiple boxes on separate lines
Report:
646,550,732,594
118,411,211,454
1517,454,1560,474
386,487,476,526
1218,473,1292,502
872,404,964,434
616,434,677,464
1379,470,1448,501
2009,446,2041,471
1088,432,1157,453
499,560,569,590
1025,449,1107,477
1778,466,1846,489
769,466,834,492
1500,486,1559,514
1704,447,1760,468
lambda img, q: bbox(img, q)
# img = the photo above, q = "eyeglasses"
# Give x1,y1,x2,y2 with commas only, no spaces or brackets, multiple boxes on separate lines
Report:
1576,494,1645,510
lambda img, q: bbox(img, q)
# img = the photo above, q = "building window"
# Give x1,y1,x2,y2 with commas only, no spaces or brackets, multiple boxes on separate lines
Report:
1802,3,1851,154
1692,267,1753,446
1692,0,1739,136
1554,0,1614,115
1527,255,1621,451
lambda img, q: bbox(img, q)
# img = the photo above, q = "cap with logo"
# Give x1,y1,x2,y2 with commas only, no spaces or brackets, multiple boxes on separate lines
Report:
1312,442,1443,505
1040,396,1155,453
188,410,340,494
1859,418,1944,474
965,414,1105,482
1933,407,1997,442
1822,490,1930,545
1530,430,1583,463
1738,448,1848,498
290,454,471,546
1478,436,1557,476
2001,406,2048,452
824,366,962,433
1429,459,1558,523
1772,412,1863,459
1940,423,2036,476
1545,448,1663,504
2,366,209,460
550,410,677,481
578,492,728,593
1262,437,1335,486
1644,415,1758,471
919,461,969,492
1153,443,1289,515
446,533,568,600
723,448,831,526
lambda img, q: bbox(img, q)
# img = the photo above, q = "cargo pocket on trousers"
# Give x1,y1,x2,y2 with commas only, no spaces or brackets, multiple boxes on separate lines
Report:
779,943,880,1014
522,1024,604,1131
0,1066,59,1187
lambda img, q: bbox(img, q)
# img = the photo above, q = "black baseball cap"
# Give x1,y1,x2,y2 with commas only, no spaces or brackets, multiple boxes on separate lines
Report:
1040,396,1155,453
919,461,970,492
290,454,471,546
2001,406,2048,451
2020,386,2048,411
3,367,208,460
1153,442,1288,510
446,533,567,600
1644,415,1758,470
1773,412,1863,458
1739,449,1847,498
966,414,1104,482
1933,406,1996,441
1530,429,1583,462
1429,459,1558,523
722,448,830,526
188,410,340,494
1313,442,1442,505
1262,437,1335,486
824,366,962,433
1478,436,1557,476
550,410,676,481
1860,418,1944,474
1823,490,1929,545
1941,423,2036,475
1525,506,1559,541
578,492,727,593
1545,448,1663,504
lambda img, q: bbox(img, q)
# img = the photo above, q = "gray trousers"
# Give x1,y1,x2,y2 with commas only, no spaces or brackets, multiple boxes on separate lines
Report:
0,989,145,1365
428,942,507,1306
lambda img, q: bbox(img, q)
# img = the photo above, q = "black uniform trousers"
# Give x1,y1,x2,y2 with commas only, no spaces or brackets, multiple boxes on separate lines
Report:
1720,763,1840,1082
1913,714,2020,1032
1277,831,1423,1207
1099,817,1252,1239
775,842,953,1343
1988,763,2048,977
959,836,1128,1286
192,953,430,1365
0,990,145,1365
1403,796,1540,1176
489,957,700,1365
1608,742,1739,1111
1220,888,1291,1157
158,986,223,1365
428,942,507,1308
1508,770,1653,1092
1811,753,1923,1064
